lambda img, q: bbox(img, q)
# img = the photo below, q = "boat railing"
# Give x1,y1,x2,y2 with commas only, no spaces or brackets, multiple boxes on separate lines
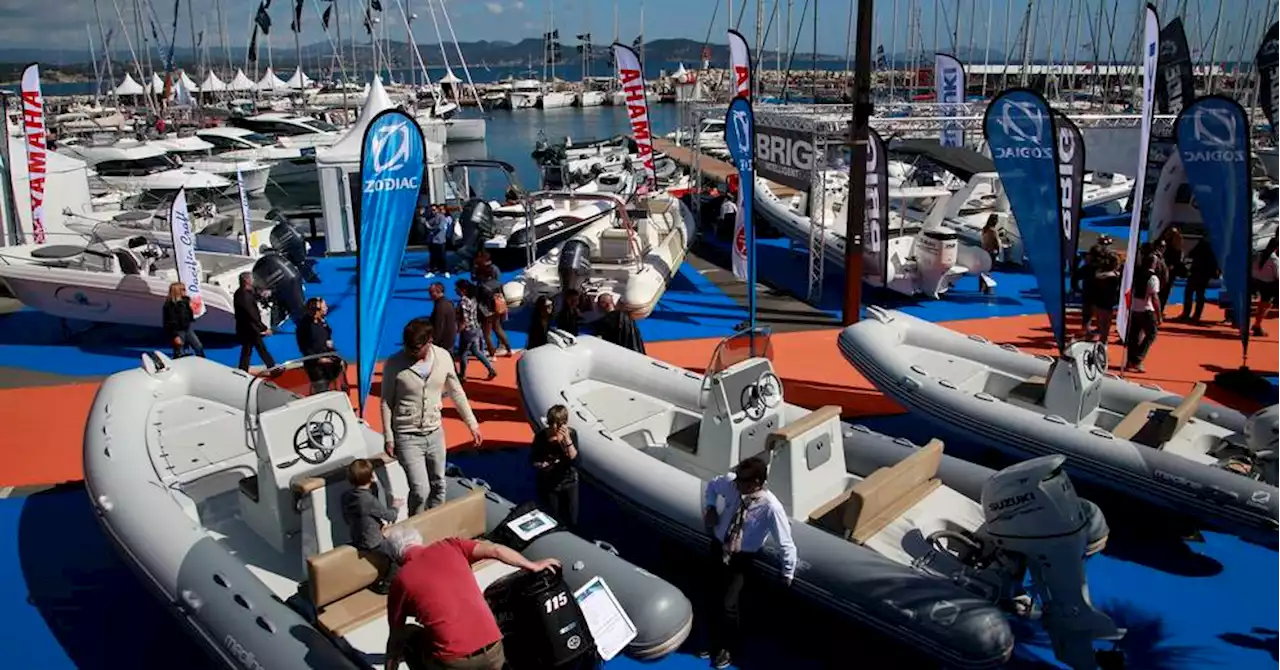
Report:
527,190,643,271
243,353,353,439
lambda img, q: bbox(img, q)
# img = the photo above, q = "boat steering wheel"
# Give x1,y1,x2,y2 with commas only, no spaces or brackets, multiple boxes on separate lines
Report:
1081,342,1107,382
292,408,348,465
740,371,783,421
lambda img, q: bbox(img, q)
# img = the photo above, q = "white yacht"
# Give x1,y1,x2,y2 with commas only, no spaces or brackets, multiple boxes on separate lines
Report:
541,89,575,109
154,136,272,195
227,113,342,151
506,79,545,109
58,140,232,197
196,126,317,190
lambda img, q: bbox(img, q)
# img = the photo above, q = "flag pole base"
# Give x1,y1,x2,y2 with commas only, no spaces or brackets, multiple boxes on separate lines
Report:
1213,366,1277,406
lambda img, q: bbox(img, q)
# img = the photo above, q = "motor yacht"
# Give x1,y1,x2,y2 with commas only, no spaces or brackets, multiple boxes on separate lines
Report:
196,126,317,191
227,113,342,151
155,136,272,195
58,140,232,198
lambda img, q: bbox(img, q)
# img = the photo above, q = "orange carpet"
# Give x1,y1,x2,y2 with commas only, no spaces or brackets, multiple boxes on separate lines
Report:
2,307,1272,489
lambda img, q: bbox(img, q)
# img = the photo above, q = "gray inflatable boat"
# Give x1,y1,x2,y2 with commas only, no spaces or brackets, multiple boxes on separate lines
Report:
82,353,692,669
838,307,1279,545
518,328,1125,670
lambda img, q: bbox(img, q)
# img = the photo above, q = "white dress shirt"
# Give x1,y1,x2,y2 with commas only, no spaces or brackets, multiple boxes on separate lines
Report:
704,473,798,581
720,198,739,219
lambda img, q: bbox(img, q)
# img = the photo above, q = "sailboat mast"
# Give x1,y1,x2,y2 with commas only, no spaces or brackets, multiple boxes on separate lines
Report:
92,0,116,100
88,25,101,103
756,0,763,98
550,0,557,82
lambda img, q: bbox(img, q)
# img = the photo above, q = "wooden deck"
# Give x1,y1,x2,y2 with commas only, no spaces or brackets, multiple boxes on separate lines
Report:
654,138,798,199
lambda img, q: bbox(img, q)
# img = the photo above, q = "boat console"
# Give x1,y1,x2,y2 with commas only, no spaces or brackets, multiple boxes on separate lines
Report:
1042,340,1108,424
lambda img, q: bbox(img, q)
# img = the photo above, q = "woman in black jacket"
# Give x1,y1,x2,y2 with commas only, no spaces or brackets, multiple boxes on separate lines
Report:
530,404,580,528
297,297,346,393
162,282,205,358
526,295,555,349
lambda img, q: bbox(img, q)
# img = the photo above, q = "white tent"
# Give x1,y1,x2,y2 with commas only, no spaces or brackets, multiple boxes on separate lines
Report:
228,69,257,92
144,72,166,93
114,73,144,96
438,69,462,84
200,71,227,92
257,68,287,91
178,70,200,93
316,76,445,254
286,67,313,89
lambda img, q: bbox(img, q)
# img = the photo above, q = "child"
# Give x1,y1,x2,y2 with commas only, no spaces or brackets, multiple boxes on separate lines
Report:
340,459,404,593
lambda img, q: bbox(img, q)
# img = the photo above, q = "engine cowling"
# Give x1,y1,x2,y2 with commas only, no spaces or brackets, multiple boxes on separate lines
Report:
252,252,306,325
557,239,593,292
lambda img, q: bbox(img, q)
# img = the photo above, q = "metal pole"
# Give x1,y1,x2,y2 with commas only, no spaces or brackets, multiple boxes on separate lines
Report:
844,0,872,325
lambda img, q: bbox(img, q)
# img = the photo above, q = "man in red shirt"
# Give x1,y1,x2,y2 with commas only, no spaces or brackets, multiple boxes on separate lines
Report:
384,526,560,670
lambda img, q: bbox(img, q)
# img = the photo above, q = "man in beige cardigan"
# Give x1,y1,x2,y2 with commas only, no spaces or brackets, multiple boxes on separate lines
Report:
381,318,482,514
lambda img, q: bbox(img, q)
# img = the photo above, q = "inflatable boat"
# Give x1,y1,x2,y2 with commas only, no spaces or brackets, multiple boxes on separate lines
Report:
502,191,695,319
517,328,1124,670
838,307,1279,545
83,354,693,669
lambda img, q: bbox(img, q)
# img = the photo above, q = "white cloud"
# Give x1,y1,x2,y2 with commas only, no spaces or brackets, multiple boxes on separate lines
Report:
512,1,526,8
485,2,504,14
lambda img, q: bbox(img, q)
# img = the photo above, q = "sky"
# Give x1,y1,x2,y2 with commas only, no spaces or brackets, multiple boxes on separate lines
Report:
6,0,1278,64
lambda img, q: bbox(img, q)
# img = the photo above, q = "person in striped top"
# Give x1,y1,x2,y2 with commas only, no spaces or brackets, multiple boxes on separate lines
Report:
454,280,497,381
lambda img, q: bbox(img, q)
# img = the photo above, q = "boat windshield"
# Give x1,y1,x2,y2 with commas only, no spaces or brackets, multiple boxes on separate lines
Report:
705,326,773,378
244,354,353,429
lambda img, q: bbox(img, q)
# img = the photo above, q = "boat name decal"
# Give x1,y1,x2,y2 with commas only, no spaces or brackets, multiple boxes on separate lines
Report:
53,286,112,313
223,634,267,670
1153,469,1240,503
987,491,1035,512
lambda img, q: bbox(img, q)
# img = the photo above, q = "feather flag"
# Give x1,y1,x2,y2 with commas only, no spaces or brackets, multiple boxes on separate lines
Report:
291,0,304,32
255,1,272,34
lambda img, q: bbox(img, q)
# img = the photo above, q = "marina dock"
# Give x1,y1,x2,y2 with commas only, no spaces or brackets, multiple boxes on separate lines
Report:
654,138,799,199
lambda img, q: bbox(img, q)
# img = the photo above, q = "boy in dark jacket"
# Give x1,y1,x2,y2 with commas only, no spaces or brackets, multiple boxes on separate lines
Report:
340,459,404,593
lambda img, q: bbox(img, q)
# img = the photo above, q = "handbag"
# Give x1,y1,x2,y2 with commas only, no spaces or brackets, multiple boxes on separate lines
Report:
494,293,508,316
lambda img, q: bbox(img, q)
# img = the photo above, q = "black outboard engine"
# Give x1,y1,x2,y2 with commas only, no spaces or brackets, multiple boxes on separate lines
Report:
487,567,599,670
252,252,306,326
267,220,318,283
455,198,496,265
558,238,592,292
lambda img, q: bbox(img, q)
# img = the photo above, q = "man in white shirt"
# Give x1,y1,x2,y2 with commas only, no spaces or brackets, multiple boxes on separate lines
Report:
701,455,797,669
718,192,739,241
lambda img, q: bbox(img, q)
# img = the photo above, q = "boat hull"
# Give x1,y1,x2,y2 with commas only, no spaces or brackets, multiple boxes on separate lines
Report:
445,117,487,142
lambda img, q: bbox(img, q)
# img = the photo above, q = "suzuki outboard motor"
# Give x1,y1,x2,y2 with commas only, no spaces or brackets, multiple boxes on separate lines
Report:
456,198,496,265
268,222,308,269
1217,405,1280,484
252,252,306,326
557,239,593,292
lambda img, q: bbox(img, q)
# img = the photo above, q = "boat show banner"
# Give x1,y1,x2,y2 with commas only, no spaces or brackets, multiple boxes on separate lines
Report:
1143,16,1196,240
984,88,1069,354
1053,111,1086,264
864,127,890,286
236,167,255,257
19,63,47,244
728,29,751,98
169,188,207,319
1116,3,1160,345
753,124,817,193
725,95,757,324
1257,22,1279,138
0,95,23,246
934,53,966,148
357,109,427,413
1175,96,1253,355
613,43,658,192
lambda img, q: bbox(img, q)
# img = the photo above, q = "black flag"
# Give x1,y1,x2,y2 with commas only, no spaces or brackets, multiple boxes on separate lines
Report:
370,0,382,10
632,35,642,47
248,27,259,63
1257,22,1279,137
255,1,272,34
322,5,333,30
1154,17,1195,115
291,0,303,32
1053,111,1086,266
875,44,887,69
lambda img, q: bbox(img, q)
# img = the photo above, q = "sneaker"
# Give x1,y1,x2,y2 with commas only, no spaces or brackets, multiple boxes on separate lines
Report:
424,271,435,278
444,272,452,279
485,370,498,381
695,650,712,660
711,650,732,669
1252,325,1267,337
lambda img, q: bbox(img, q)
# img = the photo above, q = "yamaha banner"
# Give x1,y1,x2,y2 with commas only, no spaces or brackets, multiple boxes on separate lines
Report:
934,53,966,147
725,95,758,326
1175,96,1253,355
1155,17,1195,116
1117,3,1160,344
1053,112,1086,264
1257,22,1278,138
984,88,1068,354
613,43,657,191
728,29,751,98
20,63,47,244
865,127,890,285
357,109,427,413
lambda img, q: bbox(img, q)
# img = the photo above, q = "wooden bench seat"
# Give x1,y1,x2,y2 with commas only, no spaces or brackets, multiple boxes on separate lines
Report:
809,439,945,543
1111,382,1206,447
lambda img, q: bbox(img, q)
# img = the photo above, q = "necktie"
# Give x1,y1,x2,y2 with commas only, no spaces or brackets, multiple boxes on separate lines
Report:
722,492,761,564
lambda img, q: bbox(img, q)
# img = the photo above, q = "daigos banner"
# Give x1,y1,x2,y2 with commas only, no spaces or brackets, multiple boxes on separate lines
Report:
934,53,966,147
168,188,207,318
1117,3,1160,345
1053,112,1086,264
357,109,426,412
613,43,657,191
754,124,817,193
1257,22,1278,137
20,63,47,244
984,88,1069,354
728,29,751,97
864,127,890,285
1175,95,1253,354
725,96,757,328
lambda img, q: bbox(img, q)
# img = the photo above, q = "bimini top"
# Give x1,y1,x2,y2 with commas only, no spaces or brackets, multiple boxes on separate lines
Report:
888,138,995,182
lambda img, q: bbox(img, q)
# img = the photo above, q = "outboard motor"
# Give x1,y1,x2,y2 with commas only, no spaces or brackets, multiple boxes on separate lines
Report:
1216,405,1279,484
252,252,306,325
268,220,319,283
456,198,496,265
913,225,964,298
558,238,592,292
969,456,1121,670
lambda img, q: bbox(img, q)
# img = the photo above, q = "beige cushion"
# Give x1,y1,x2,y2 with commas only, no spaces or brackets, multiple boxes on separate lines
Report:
305,488,488,636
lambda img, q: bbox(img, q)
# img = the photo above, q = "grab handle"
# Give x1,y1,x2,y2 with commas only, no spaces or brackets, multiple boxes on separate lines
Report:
593,540,620,556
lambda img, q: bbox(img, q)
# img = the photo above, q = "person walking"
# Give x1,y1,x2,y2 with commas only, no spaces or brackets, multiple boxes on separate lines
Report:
593,294,645,353
1123,252,1162,373
1157,227,1184,311
718,190,738,241
233,272,276,371
426,205,451,278
162,282,205,358
1178,239,1217,323
381,318,481,514
471,251,512,357
297,297,345,393
1088,245,1122,343
979,215,1001,293
700,456,797,669
427,282,458,352
530,405,580,528
454,280,498,381
1251,236,1279,337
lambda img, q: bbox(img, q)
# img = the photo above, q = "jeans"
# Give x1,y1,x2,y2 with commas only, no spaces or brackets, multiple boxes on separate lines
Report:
706,540,754,656
1125,310,1159,367
1181,275,1211,320
457,330,495,379
395,429,447,514
537,479,579,529
237,335,276,371
427,242,448,274
172,326,205,358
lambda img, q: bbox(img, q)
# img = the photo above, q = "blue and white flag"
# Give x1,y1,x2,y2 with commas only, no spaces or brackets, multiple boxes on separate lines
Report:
934,53,966,147
1175,95,1253,355
357,108,427,413
984,88,1068,354
725,95,757,327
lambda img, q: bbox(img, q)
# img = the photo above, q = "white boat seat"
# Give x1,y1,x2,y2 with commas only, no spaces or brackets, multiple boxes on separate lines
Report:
1111,383,1206,447
598,228,635,261
811,440,944,544
306,489,487,637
